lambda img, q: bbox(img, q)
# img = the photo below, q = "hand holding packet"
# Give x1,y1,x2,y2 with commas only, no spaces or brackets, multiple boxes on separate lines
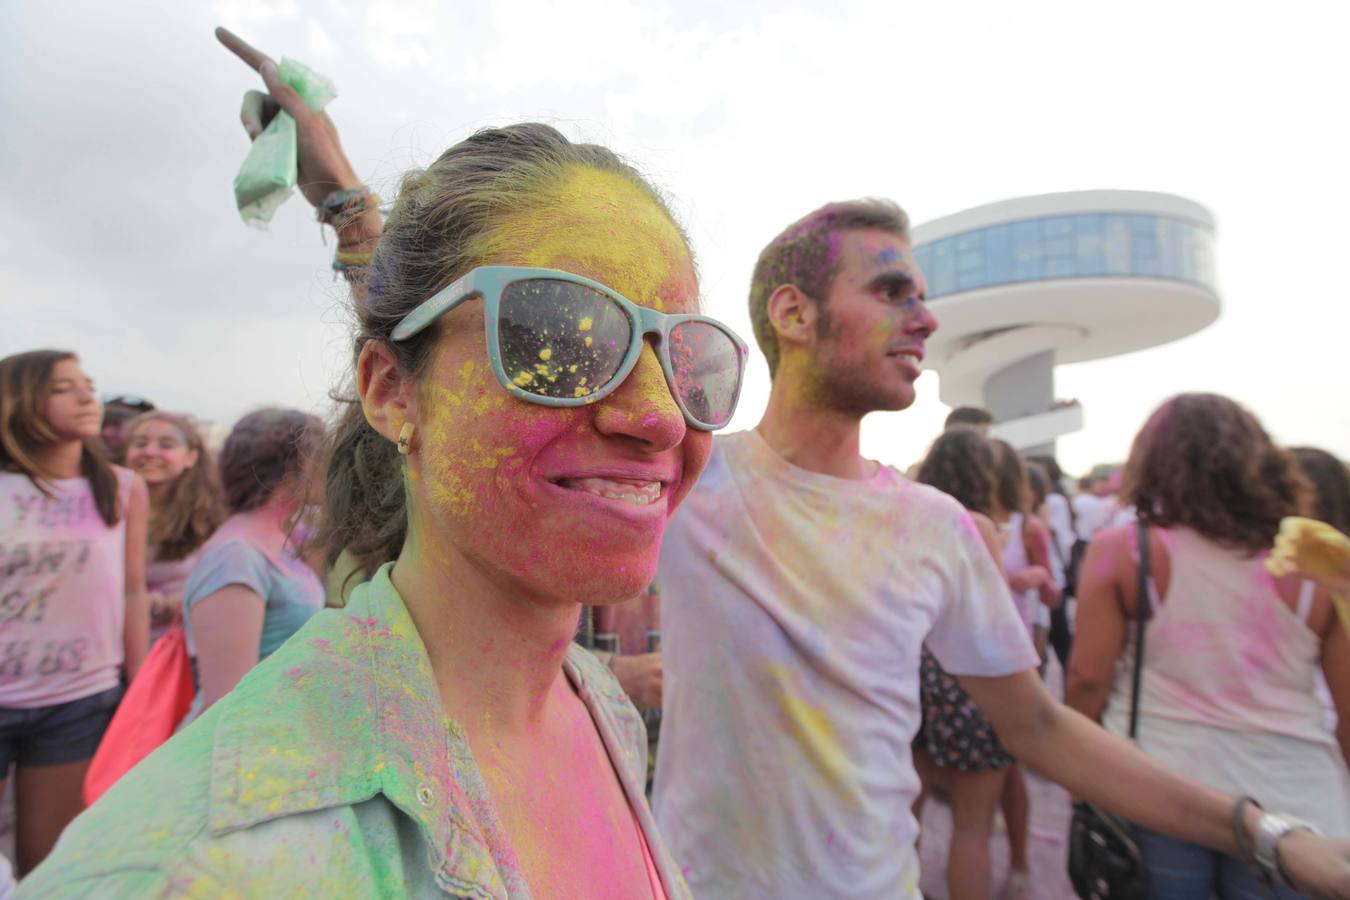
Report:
233,57,336,227
1267,516,1350,636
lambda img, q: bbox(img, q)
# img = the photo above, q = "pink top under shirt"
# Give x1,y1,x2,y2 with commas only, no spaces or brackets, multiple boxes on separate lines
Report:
0,468,135,708
632,803,668,900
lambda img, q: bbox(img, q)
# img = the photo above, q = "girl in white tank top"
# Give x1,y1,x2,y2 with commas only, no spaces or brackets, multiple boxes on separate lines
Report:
1067,392,1350,899
1104,526,1350,836
0,351,150,876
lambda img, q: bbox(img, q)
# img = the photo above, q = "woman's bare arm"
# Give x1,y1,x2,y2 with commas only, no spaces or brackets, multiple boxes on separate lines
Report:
962,668,1350,897
192,585,265,711
1024,516,1063,610
1322,599,1350,764
121,474,150,680
1064,531,1129,721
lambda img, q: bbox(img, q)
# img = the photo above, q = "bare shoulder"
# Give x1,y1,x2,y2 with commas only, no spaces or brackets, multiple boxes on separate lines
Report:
1081,524,1136,586
1025,515,1050,538
1090,524,1134,556
970,512,1002,557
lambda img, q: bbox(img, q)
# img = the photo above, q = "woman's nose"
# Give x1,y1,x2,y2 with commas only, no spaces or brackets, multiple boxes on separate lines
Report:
591,341,686,451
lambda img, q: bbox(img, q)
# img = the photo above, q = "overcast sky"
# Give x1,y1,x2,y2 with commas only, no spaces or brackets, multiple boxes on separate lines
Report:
3,0,1347,475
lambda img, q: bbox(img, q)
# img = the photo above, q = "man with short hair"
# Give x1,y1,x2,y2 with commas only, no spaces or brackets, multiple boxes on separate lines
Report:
944,405,993,434
1073,464,1121,541
653,200,1350,898
99,395,155,464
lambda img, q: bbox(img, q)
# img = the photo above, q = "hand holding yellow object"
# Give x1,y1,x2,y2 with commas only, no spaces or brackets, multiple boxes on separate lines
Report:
1267,516,1350,634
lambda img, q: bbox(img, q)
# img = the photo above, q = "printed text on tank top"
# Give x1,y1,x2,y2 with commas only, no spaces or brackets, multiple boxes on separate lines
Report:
0,470,134,707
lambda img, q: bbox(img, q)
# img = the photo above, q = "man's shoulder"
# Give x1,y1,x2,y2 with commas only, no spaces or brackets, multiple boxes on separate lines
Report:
881,471,969,520
672,432,745,513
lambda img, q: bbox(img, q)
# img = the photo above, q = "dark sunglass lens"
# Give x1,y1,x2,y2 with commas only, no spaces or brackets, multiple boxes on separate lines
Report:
667,320,743,427
498,280,632,400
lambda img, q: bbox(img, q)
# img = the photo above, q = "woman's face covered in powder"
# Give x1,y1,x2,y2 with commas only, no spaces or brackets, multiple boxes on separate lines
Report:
406,166,711,605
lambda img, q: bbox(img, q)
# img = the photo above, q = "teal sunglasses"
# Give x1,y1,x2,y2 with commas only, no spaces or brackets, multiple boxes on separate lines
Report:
391,266,749,431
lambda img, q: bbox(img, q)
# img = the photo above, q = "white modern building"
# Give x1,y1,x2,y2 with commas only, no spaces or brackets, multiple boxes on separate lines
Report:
911,190,1220,455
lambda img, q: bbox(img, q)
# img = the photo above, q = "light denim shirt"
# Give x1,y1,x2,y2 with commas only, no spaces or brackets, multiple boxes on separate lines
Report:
21,564,690,899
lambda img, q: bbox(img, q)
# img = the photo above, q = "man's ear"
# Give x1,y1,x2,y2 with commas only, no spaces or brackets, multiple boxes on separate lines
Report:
357,341,417,444
766,284,818,350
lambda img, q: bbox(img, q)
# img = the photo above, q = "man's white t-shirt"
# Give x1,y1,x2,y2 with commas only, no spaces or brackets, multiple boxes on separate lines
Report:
1072,493,1116,542
654,430,1038,900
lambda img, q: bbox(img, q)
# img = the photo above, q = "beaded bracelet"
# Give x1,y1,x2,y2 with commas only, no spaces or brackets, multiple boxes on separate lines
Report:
332,248,374,272
1232,796,1260,867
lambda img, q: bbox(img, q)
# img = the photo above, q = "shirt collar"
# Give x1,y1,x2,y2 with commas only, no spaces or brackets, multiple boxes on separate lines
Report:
206,563,510,899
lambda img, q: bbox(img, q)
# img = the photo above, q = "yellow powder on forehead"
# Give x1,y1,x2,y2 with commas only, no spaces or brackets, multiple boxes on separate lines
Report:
469,165,693,312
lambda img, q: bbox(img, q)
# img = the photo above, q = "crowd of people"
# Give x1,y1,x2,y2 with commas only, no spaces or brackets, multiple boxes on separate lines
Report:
2,27,1349,900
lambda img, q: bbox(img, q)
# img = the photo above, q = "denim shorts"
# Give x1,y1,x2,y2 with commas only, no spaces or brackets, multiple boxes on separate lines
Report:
0,685,124,772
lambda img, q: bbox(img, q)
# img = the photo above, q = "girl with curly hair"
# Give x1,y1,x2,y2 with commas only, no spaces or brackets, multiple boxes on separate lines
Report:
122,412,225,642
1067,393,1350,895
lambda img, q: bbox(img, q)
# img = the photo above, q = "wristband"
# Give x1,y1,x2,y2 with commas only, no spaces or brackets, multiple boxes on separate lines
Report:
1232,795,1261,864
1234,795,1320,889
333,248,374,272
1253,811,1319,889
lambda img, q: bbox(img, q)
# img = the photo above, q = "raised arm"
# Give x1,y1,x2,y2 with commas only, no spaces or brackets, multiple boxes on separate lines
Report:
216,27,383,302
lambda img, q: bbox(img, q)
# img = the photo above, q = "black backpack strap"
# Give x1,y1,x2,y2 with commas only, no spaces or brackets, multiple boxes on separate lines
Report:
1127,521,1151,740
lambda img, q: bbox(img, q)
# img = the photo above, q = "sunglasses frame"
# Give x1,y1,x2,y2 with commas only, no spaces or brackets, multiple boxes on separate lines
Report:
391,265,748,431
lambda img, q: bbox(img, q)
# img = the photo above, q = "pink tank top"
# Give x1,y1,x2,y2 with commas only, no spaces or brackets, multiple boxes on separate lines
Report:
632,804,669,899
0,468,134,708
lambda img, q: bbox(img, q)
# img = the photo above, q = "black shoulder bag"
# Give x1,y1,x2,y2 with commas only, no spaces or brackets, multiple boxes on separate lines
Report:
1067,522,1152,900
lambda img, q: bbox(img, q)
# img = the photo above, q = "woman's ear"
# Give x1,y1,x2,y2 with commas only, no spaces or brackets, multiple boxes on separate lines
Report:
357,341,417,444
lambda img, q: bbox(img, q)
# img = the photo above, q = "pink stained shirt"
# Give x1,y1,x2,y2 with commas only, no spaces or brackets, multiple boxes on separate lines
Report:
655,430,1038,898
0,468,135,708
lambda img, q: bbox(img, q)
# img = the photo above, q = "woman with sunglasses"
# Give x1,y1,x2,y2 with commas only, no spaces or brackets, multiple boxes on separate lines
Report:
19,32,745,898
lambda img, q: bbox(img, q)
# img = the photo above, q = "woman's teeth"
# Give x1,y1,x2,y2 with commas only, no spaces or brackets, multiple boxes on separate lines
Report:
559,477,662,506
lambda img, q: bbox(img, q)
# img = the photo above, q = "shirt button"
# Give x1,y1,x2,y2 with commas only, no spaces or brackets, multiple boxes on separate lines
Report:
416,784,435,807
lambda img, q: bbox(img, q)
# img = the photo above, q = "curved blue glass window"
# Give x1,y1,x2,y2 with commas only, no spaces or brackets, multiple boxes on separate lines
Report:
913,213,1215,300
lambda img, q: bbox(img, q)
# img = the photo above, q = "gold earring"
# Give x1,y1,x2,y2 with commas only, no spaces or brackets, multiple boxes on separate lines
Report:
396,422,414,456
